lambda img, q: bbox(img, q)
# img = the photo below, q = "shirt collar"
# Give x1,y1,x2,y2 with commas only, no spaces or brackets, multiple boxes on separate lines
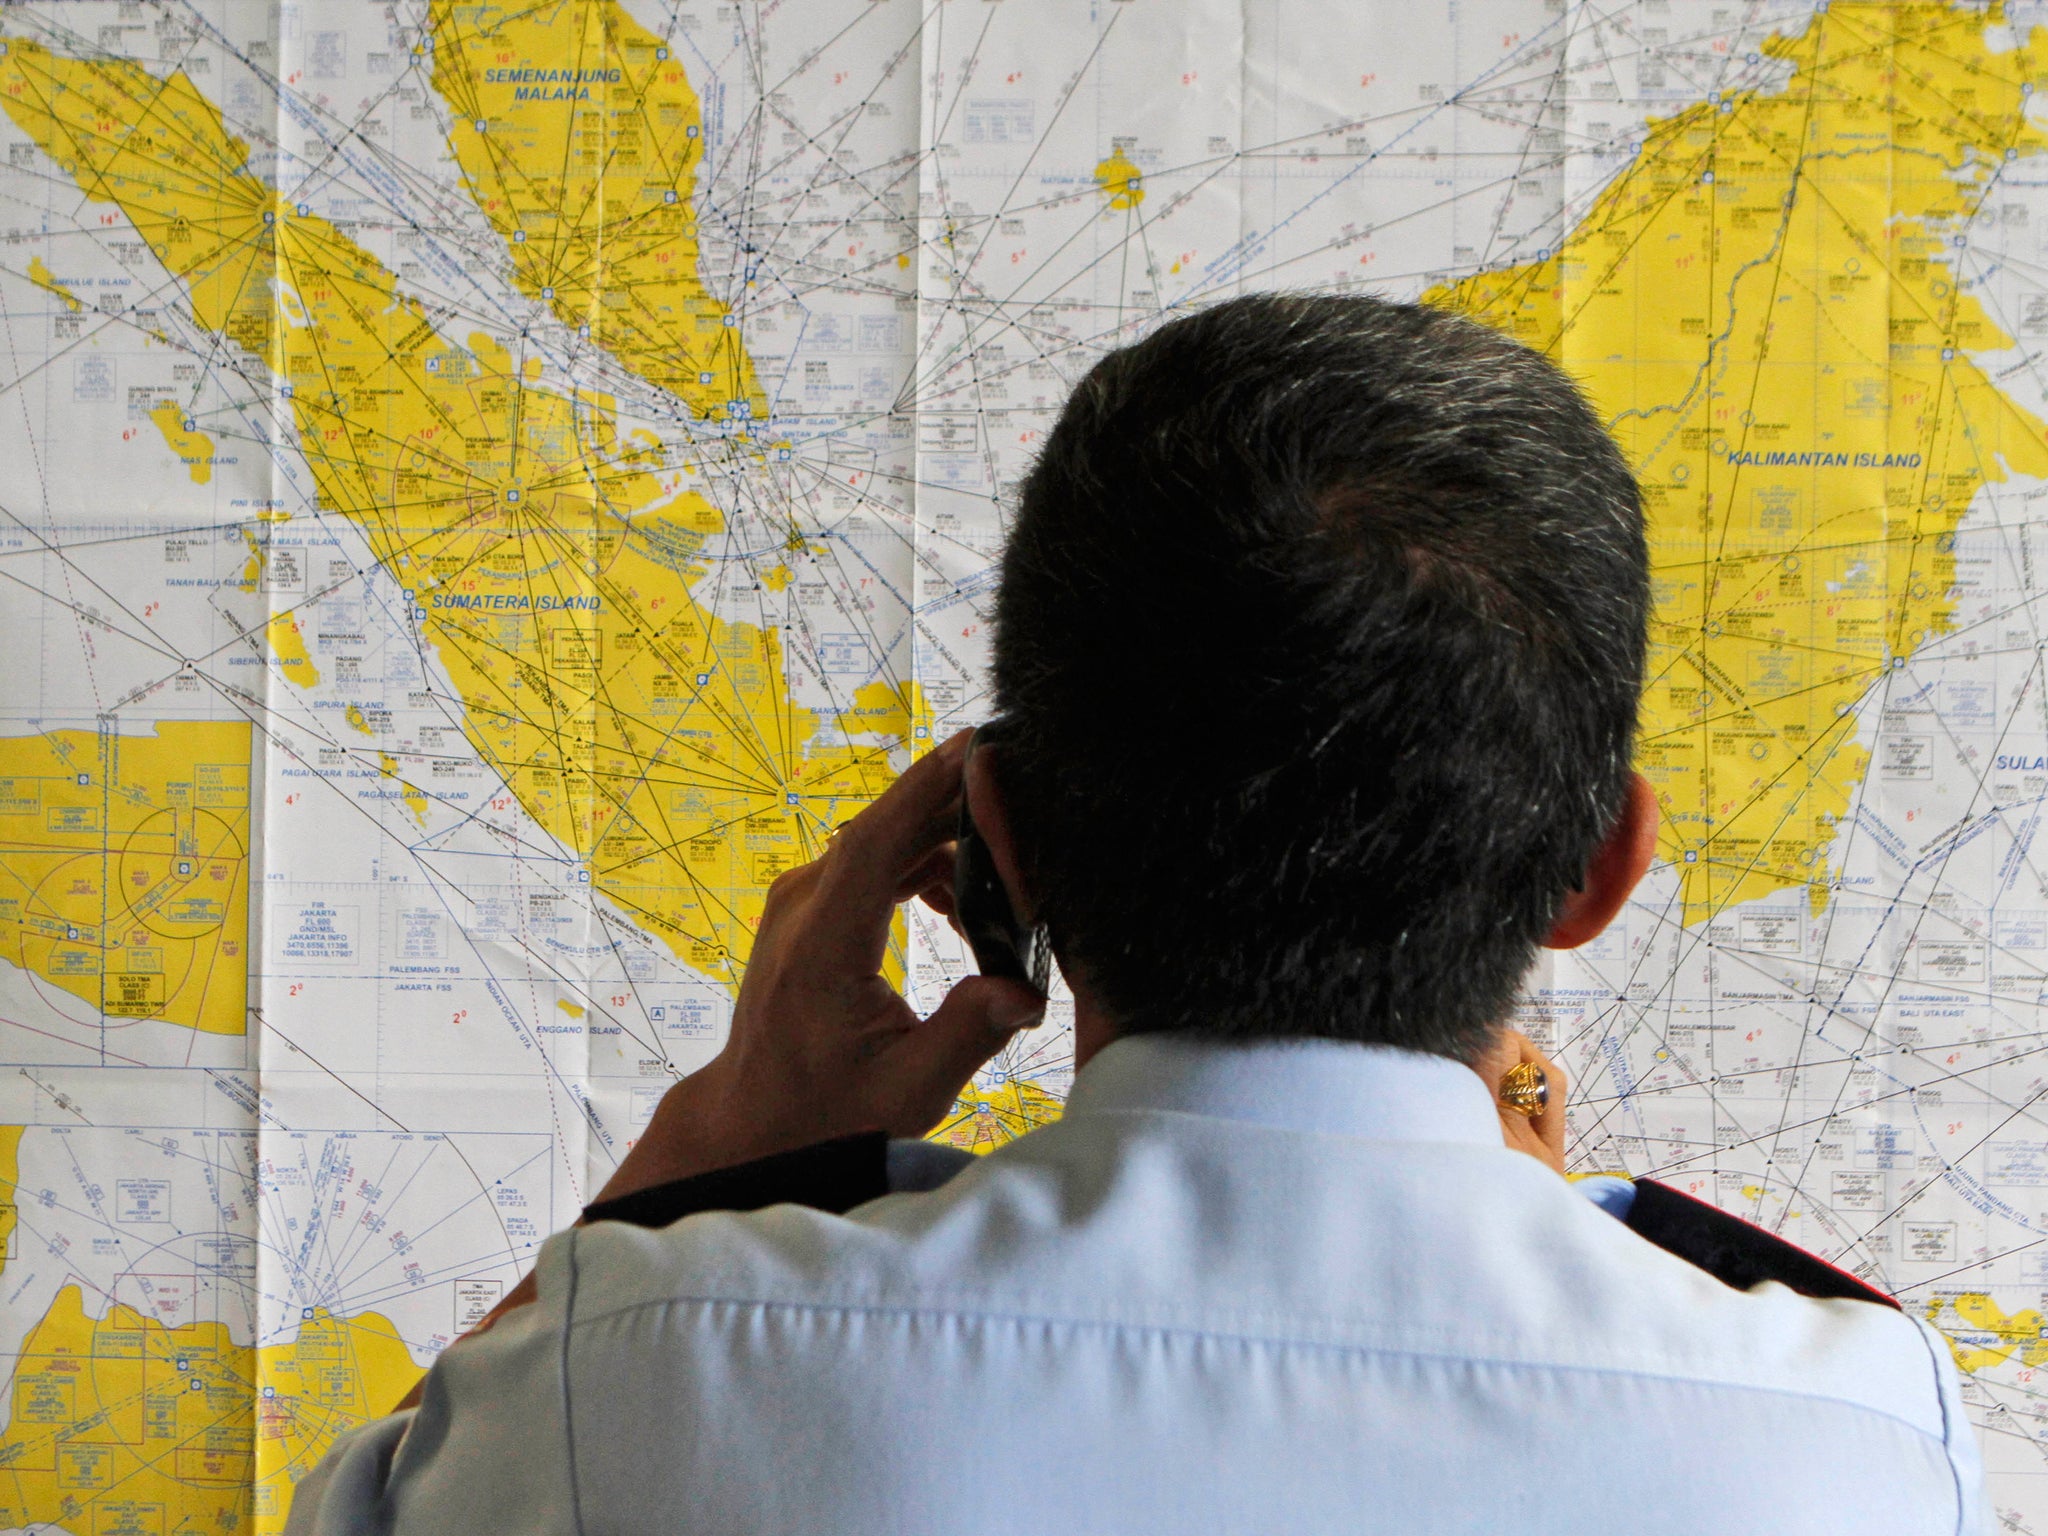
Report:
1061,1032,1503,1147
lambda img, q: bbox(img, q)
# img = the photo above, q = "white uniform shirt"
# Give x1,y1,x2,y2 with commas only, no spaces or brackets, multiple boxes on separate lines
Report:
288,1034,1984,1535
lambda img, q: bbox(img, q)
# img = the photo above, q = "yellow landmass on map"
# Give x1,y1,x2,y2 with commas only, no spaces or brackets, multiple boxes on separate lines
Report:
1094,148,1145,209
0,1126,20,1277
843,678,926,741
1926,1291,2048,1374
0,1285,416,1535
267,613,319,688
428,0,765,420
378,753,429,828
0,722,250,1033
0,26,911,994
253,1308,419,1533
25,254,76,311
1430,2,2048,922
0,1286,254,1534
0,1120,417,1533
149,399,214,484
935,1079,1065,1154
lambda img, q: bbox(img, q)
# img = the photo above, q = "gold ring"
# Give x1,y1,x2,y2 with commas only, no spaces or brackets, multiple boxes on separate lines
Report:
1498,1060,1549,1118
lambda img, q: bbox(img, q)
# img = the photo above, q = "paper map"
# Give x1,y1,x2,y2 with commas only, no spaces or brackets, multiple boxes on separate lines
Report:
4,0,2048,1526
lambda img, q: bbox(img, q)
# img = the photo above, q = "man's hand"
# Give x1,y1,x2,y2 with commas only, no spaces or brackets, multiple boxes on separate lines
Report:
594,729,1046,1206
391,730,1041,1411
1469,1029,1567,1174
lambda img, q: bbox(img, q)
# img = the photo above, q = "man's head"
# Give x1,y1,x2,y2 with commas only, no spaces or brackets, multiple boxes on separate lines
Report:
986,293,1651,1064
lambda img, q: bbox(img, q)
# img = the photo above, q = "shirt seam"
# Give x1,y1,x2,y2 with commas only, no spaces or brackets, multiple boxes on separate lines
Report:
1909,1313,1969,1535
563,1289,1950,1447
562,1229,586,1536
563,1262,1864,1375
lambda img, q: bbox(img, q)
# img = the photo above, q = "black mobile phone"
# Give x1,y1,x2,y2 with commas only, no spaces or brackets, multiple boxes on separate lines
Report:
954,725,1052,996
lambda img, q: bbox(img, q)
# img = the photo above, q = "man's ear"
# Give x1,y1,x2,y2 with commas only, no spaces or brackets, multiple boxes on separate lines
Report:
1544,772,1659,950
964,740,1034,923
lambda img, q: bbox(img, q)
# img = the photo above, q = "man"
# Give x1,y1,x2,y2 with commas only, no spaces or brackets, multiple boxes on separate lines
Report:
288,295,1980,1534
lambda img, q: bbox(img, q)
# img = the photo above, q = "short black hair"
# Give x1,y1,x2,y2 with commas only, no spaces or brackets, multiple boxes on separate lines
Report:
991,293,1648,1063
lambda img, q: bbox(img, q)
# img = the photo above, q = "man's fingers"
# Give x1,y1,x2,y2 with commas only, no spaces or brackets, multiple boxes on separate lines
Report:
813,731,974,969
903,842,960,920
829,732,970,882
1527,1047,1568,1170
1474,1028,1568,1174
1506,1033,1567,1173
895,843,956,904
875,976,1045,1136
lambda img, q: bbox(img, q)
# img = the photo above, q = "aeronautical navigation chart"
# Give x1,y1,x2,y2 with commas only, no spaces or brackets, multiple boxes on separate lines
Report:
1,0,2047,1525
